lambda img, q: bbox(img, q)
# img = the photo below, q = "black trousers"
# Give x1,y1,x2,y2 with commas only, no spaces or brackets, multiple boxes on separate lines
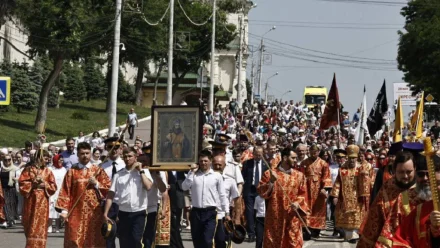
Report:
190,207,217,248
215,218,230,248
142,211,157,248
106,203,119,248
117,210,147,248
128,125,135,139
256,217,265,248
244,192,257,238
169,207,184,248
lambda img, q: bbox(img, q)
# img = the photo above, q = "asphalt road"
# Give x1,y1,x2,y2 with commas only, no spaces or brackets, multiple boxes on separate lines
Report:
0,221,357,247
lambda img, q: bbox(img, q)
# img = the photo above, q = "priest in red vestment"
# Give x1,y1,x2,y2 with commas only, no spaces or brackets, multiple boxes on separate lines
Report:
358,150,424,247
56,142,111,248
392,156,440,248
300,144,332,238
19,149,57,248
0,180,5,223
330,145,370,243
257,147,309,248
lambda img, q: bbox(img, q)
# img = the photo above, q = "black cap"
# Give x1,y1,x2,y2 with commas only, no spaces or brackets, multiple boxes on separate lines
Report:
209,134,230,149
142,145,152,154
333,149,347,157
388,142,403,156
101,220,117,240
104,137,120,146
231,224,246,244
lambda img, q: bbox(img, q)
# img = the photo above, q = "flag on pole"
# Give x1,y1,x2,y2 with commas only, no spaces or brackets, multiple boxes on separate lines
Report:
393,96,403,142
355,85,369,145
319,73,340,130
412,92,424,138
367,80,388,137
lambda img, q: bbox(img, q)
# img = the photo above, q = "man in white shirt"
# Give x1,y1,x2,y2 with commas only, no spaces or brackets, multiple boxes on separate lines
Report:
103,147,154,248
212,155,239,248
140,145,168,248
100,137,126,248
126,108,139,140
182,151,229,248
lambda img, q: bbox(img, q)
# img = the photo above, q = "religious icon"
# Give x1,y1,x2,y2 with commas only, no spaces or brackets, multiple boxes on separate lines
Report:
151,105,203,171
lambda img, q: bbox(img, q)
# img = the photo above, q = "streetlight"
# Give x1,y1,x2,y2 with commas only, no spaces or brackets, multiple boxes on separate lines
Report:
281,89,292,102
265,72,279,102
257,26,276,99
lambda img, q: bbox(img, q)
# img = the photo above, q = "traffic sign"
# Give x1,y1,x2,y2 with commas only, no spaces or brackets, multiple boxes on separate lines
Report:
0,77,11,105
426,94,435,103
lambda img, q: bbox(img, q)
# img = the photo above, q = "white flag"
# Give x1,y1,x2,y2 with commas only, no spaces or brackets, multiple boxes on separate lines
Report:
355,86,369,145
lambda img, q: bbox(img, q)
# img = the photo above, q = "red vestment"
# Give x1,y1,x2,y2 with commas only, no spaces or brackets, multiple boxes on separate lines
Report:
56,164,111,248
268,153,281,169
0,182,5,223
330,162,370,231
393,200,440,248
19,165,57,248
358,179,424,248
240,148,253,164
300,157,332,229
257,168,310,248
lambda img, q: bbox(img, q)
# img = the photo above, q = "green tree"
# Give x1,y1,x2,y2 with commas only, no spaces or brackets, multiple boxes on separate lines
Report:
63,63,86,102
117,68,134,103
398,0,440,99
15,0,114,132
10,64,39,112
83,59,105,101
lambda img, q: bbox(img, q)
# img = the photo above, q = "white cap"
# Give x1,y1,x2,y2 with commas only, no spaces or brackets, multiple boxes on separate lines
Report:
0,148,7,155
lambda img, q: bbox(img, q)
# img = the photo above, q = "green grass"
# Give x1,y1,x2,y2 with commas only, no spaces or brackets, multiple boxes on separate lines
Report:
0,100,150,147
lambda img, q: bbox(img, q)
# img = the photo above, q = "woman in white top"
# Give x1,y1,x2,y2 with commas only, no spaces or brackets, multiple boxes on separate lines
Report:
90,148,102,165
48,154,67,233
90,131,103,149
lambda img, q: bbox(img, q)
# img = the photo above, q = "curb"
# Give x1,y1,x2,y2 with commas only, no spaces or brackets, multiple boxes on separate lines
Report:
43,115,152,148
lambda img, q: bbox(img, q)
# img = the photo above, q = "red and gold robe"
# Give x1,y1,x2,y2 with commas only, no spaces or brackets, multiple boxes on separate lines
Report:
19,165,57,248
358,179,424,248
56,163,111,248
257,168,310,248
393,200,440,248
300,157,332,229
155,197,171,246
269,153,282,169
0,182,5,223
330,162,370,231
240,148,253,164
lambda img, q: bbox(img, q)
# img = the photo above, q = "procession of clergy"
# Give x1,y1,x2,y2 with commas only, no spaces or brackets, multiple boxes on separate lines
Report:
2,132,440,248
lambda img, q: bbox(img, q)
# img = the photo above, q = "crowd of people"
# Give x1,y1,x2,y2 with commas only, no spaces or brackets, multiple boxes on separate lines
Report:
1,98,440,248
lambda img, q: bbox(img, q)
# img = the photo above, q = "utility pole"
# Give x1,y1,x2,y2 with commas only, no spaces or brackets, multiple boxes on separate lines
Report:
250,59,255,104
108,0,122,136
166,0,175,105
209,0,216,111
257,38,263,97
264,81,268,102
237,16,243,107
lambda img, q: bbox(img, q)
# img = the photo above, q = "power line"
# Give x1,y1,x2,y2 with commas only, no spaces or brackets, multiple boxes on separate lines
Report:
177,0,213,26
248,33,396,62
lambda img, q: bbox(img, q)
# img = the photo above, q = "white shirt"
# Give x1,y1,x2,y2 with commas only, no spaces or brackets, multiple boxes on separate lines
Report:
329,163,340,185
255,196,266,218
128,113,138,125
182,168,228,212
49,166,67,202
147,171,168,213
223,161,244,185
217,175,239,218
101,157,126,179
252,160,263,185
110,168,153,212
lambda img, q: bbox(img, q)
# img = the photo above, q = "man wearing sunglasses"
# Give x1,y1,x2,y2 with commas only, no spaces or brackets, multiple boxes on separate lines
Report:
100,137,126,248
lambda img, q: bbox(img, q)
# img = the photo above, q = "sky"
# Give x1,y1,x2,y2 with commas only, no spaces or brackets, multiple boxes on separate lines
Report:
247,0,412,117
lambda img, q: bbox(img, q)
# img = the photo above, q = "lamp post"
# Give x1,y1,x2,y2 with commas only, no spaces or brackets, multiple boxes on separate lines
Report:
281,89,292,102
264,72,278,102
257,26,276,99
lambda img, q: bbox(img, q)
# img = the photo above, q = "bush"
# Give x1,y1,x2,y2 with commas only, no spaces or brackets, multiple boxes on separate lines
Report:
71,111,90,120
